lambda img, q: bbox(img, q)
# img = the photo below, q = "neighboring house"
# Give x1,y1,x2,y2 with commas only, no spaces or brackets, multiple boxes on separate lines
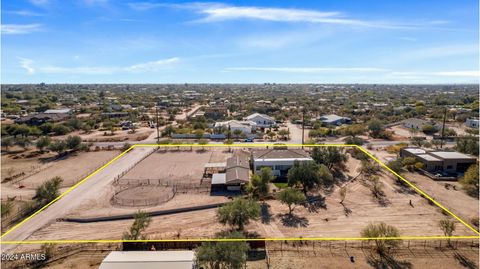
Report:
44,108,73,114
466,118,479,128
99,251,196,269
403,118,440,131
211,150,250,191
318,114,351,126
400,147,476,174
251,148,313,177
214,120,257,134
244,113,276,128
204,106,228,119
15,113,70,125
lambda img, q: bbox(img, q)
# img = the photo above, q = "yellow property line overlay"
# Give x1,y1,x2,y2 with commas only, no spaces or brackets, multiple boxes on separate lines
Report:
1,143,478,244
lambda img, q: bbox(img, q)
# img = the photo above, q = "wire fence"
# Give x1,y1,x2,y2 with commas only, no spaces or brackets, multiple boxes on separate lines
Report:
113,147,158,183
115,178,211,193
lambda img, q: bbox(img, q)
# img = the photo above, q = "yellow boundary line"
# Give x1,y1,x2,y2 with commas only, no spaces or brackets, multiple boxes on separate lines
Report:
1,143,479,244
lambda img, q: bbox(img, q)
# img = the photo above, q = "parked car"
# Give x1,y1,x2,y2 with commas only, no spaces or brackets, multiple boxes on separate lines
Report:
244,138,254,142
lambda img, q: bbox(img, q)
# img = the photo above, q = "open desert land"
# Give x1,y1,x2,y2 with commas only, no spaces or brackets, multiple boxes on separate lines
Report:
55,127,154,142
12,149,476,252
1,150,120,196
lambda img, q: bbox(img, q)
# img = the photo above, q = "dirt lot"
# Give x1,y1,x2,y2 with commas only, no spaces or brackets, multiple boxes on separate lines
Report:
265,242,479,269
122,149,231,183
2,151,120,192
58,127,154,142
403,172,479,228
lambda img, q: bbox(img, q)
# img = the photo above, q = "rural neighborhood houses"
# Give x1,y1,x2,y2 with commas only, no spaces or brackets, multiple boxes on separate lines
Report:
318,114,352,126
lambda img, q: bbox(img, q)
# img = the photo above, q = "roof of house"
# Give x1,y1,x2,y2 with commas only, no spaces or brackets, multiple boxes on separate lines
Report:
44,108,72,114
225,151,250,184
319,114,349,123
212,173,226,185
100,251,194,269
403,148,427,155
429,151,476,160
245,113,274,121
252,148,311,160
417,154,441,162
215,120,256,128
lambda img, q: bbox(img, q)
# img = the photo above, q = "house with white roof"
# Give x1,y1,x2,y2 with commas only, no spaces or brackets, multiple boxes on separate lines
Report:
214,120,257,134
251,148,313,177
400,147,476,174
244,113,276,128
318,114,351,126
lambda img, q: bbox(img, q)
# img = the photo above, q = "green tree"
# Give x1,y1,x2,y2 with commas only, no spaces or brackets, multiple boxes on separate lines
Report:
456,137,479,155
66,135,82,150
34,176,63,207
217,198,260,231
410,137,425,147
367,119,384,138
247,167,275,199
361,222,401,255
233,129,243,138
422,124,438,135
48,140,67,155
287,161,321,195
318,164,333,185
15,137,31,150
1,136,14,152
36,136,51,152
277,188,306,215
311,147,348,170
402,157,417,171
439,218,456,246
52,124,70,136
196,231,249,269
459,164,479,197
123,211,152,240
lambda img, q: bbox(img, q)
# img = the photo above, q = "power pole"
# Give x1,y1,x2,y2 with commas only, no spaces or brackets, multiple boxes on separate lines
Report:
302,110,305,149
156,106,160,144
440,107,447,149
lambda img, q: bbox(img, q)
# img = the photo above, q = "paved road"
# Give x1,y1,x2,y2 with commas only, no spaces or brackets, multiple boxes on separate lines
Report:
1,147,154,251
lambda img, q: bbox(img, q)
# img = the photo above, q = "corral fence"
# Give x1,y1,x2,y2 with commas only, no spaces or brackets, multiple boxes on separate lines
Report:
114,178,211,194
113,147,158,182
112,185,176,207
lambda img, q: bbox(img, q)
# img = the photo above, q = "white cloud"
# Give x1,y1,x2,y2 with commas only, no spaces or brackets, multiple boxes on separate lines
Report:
20,57,180,75
6,10,44,16
225,67,388,73
130,2,445,29
1,24,43,34
20,58,36,74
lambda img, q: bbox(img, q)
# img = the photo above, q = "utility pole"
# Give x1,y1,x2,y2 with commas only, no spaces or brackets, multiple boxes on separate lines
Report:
302,109,305,149
440,107,447,149
156,106,160,144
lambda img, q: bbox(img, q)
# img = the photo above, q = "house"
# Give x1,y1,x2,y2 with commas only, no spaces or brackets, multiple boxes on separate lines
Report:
318,114,351,126
403,118,440,131
251,148,313,177
15,113,70,125
211,150,250,191
99,251,196,269
466,118,479,128
44,108,73,114
400,147,476,174
214,120,256,134
204,106,228,119
244,113,276,128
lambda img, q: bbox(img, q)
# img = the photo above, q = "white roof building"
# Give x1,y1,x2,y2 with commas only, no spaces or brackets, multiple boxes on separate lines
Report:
99,251,196,269
244,113,276,128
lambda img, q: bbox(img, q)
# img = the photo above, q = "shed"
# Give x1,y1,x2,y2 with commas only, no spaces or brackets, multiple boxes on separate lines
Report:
99,251,196,269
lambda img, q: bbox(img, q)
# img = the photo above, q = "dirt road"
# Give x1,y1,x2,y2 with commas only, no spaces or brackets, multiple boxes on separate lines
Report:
1,147,154,252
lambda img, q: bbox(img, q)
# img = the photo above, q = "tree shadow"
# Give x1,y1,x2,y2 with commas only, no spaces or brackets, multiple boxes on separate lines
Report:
341,203,352,216
366,254,413,269
261,203,274,224
376,195,391,207
393,178,416,195
304,194,327,213
453,252,478,269
279,213,309,228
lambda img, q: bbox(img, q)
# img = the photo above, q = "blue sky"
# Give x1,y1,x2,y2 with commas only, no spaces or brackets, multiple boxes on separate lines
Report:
2,0,479,84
